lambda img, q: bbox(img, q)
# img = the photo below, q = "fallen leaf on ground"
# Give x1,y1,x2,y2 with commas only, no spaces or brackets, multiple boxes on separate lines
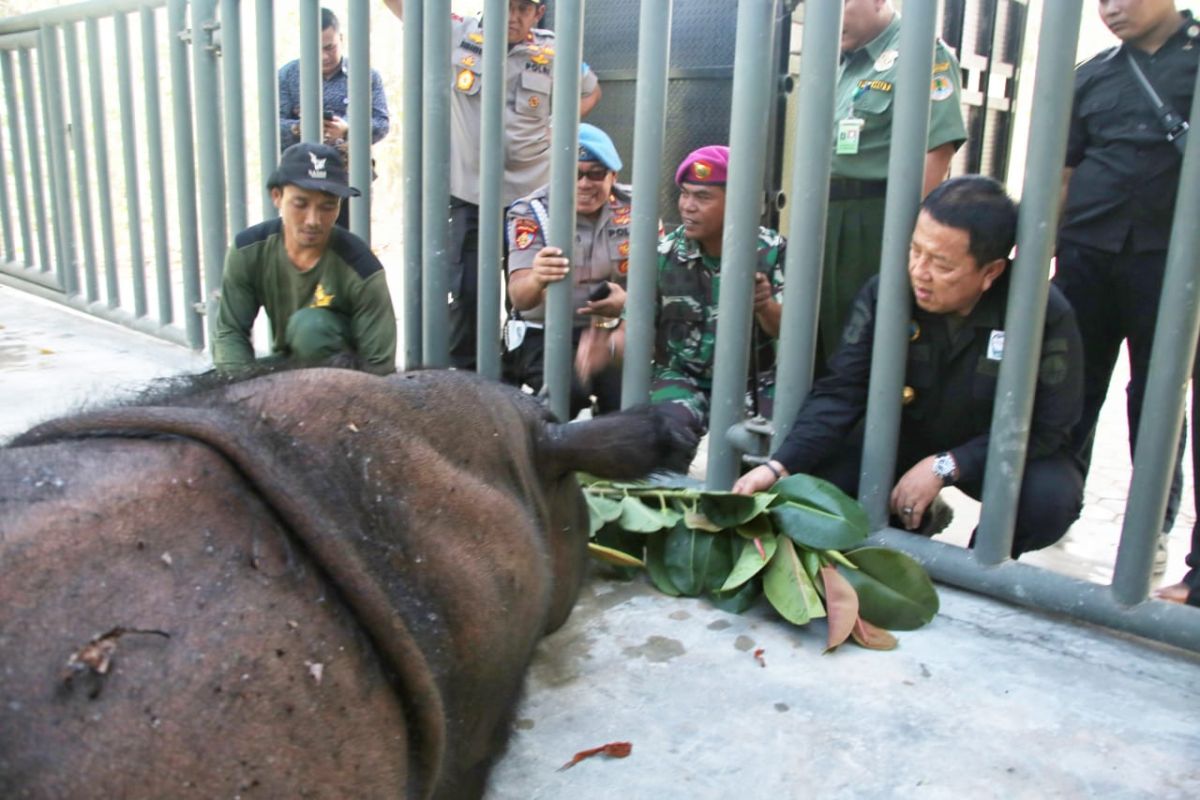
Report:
558,741,632,771
753,648,767,668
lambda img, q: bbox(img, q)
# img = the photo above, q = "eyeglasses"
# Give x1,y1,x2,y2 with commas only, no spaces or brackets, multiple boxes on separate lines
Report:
577,165,610,182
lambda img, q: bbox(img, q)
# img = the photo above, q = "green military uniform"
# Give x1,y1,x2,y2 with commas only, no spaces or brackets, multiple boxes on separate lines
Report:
213,218,397,375
823,13,966,358
649,225,786,430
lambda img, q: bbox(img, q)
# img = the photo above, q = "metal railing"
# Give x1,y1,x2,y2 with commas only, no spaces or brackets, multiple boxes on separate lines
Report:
1,0,1197,652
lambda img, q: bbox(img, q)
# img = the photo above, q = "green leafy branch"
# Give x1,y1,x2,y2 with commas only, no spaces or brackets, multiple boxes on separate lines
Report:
584,474,939,651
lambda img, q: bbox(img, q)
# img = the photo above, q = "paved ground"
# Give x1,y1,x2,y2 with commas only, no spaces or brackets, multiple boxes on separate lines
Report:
2,285,1198,798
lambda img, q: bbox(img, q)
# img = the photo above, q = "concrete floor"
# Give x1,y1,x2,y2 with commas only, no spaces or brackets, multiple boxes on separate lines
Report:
1,285,1198,798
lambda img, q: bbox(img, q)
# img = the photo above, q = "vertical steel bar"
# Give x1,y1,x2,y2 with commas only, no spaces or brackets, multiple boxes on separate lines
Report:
421,3,450,367
85,18,120,308
168,0,204,348
255,0,277,218
38,24,77,293
543,0,585,421
114,12,147,316
1,52,33,269
475,0,509,380
299,0,321,143
220,0,247,233
402,0,424,367
142,7,173,324
857,0,938,526
1112,67,1200,604
620,0,673,408
771,0,843,447
974,0,1082,564
0,56,14,263
348,0,371,241
63,21,98,302
705,0,777,490
191,0,228,331
18,49,51,273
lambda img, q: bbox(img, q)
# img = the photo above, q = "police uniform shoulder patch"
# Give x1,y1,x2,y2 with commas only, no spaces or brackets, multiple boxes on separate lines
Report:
618,259,629,275
931,74,954,101
456,69,476,92
874,49,899,71
513,218,539,250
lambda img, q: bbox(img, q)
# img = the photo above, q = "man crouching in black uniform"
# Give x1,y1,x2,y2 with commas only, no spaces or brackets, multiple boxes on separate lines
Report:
734,175,1085,559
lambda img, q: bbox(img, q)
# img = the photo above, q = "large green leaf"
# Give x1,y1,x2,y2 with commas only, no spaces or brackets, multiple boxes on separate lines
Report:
838,546,939,631
708,579,761,614
719,533,778,591
698,491,776,529
591,523,645,579
585,493,624,535
664,522,733,596
735,511,774,539
770,473,871,533
618,495,673,533
763,538,827,625
644,534,682,597
770,501,868,551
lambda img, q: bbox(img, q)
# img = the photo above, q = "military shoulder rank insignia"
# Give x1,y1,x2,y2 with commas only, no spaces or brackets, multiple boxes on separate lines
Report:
513,218,539,250
612,207,631,225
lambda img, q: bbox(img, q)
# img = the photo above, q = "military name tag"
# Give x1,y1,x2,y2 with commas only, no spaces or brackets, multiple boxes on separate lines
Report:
836,117,865,155
987,329,1005,361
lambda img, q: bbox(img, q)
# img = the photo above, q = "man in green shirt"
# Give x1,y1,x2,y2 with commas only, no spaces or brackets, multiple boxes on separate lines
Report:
212,142,397,375
822,0,967,360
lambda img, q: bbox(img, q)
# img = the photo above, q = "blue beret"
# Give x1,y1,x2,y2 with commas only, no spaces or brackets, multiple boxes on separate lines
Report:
577,124,622,172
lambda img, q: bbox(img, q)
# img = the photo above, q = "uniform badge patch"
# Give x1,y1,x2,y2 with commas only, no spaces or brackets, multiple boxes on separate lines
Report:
875,49,899,71
618,240,630,257
456,69,476,92
618,259,629,275
613,207,631,225
931,74,954,101
530,53,550,65
311,284,334,308
462,55,477,67
692,161,712,180
468,32,484,44
529,95,540,109
987,329,1006,361
513,218,539,250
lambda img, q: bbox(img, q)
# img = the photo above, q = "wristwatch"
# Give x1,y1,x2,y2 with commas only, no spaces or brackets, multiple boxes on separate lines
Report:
932,452,957,486
593,317,621,329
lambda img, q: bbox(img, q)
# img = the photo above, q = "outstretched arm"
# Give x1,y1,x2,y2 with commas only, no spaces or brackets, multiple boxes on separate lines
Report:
382,0,403,21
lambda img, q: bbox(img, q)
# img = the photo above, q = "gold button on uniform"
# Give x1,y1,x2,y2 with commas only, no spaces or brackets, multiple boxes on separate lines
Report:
902,385,916,405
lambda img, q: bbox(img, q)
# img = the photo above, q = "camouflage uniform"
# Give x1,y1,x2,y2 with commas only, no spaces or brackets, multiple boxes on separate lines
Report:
650,224,786,430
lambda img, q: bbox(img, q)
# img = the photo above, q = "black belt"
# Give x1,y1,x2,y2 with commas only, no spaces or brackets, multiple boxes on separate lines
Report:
829,178,888,201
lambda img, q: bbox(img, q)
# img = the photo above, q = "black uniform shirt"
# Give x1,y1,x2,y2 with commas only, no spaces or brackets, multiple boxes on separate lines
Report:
771,275,1083,486
1060,12,1200,253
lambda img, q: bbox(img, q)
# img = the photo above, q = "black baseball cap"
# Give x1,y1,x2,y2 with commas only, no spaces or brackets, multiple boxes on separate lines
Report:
267,142,360,198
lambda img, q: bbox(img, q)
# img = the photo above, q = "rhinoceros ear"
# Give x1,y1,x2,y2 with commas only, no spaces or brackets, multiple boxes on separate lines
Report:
542,404,698,479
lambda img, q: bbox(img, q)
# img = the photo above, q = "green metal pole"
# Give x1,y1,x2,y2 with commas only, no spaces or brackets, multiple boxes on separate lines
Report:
299,0,321,143
0,1,166,34
220,0,247,234
422,0,450,367
543,0,585,421
255,0,277,219
858,0,937,527
402,0,423,368
168,0,204,349
38,24,77,294
85,18,119,308
974,0,1082,565
619,0,673,409
114,12,147,317
705,0,777,490
142,7,173,324
771,0,842,448
18,49,51,274
348,0,371,242
191,0,228,333
62,21,98,302
1113,65,1200,605
0,68,12,264
1,51,33,271
475,0,509,381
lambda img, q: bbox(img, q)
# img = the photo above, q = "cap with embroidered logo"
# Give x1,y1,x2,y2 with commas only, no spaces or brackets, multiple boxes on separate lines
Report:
675,145,729,186
268,142,361,198
577,123,622,172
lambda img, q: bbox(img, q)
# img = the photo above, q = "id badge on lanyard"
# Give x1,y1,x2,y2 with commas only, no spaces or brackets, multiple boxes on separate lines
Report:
836,85,868,156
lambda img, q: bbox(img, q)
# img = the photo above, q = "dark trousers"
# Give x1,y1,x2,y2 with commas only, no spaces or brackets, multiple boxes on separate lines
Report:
502,326,622,419
809,425,1083,558
819,191,887,362
1053,241,1188,533
448,199,482,370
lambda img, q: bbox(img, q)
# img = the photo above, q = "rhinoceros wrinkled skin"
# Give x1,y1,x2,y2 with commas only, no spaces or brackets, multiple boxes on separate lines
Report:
0,368,695,799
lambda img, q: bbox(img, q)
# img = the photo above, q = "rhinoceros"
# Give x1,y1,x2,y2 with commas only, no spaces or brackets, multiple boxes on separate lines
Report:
0,367,695,799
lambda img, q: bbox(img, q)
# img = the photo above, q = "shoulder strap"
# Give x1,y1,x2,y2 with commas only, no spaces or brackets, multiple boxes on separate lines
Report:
1124,48,1190,154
